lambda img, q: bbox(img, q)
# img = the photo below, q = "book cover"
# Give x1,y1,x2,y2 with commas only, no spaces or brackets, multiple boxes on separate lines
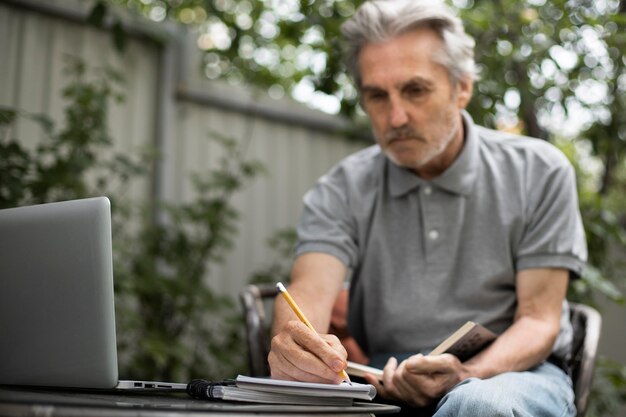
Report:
428,321,497,361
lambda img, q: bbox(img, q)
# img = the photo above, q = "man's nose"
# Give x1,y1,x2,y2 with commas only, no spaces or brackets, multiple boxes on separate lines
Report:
388,99,409,127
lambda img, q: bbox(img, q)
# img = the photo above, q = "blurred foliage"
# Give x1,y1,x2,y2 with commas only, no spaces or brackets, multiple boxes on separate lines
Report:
90,0,626,412
0,57,263,381
114,134,264,381
0,55,137,207
248,228,297,285
588,357,626,416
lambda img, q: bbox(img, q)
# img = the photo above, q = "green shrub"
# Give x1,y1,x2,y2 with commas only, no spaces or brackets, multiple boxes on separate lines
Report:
0,56,263,381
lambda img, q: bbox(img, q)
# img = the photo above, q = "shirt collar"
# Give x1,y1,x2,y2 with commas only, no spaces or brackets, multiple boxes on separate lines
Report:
388,111,479,197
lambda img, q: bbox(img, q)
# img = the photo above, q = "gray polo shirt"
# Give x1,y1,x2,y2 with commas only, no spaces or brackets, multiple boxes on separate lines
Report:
295,112,587,360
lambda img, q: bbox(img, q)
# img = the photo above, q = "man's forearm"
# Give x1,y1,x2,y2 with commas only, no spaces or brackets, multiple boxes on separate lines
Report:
462,268,568,380
463,315,558,380
272,284,334,335
271,252,347,336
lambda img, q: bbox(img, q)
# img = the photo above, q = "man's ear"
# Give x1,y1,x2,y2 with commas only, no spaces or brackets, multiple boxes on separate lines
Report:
455,76,474,109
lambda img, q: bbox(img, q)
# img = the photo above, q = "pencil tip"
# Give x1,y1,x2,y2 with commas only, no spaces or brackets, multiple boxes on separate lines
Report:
343,372,353,385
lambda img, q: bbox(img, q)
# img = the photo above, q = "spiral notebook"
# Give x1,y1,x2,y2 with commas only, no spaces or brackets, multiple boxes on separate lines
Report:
188,375,376,406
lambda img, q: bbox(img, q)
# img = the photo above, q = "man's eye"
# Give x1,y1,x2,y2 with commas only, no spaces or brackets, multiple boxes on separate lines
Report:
367,92,386,101
406,86,425,96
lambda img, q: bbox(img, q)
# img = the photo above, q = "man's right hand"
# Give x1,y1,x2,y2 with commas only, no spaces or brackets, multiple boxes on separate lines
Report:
268,319,348,384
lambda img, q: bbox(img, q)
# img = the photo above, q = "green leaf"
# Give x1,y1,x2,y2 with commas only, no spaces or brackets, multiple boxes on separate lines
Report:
0,107,17,126
27,113,55,135
582,266,625,303
112,21,128,53
87,1,107,28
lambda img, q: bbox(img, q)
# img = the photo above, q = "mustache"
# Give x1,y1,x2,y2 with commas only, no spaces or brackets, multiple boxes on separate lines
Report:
384,126,426,142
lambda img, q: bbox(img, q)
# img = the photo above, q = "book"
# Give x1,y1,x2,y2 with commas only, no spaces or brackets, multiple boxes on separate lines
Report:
346,321,497,381
428,321,497,360
345,362,385,380
187,375,376,406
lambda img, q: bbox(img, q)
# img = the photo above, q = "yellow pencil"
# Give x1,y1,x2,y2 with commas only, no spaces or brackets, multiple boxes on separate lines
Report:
277,282,352,385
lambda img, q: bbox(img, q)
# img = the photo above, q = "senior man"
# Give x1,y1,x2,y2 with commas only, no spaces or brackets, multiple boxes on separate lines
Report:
269,1,587,416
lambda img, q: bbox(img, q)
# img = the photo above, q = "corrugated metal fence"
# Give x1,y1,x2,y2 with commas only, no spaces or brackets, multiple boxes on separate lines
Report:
0,0,367,296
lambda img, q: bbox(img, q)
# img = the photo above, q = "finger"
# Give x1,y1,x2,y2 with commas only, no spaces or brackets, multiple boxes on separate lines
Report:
320,334,349,376
363,373,386,397
404,353,426,373
270,361,339,383
320,334,348,358
393,359,421,397
392,360,435,407
406,353,458,374
269,326,343,383
268,343,343,384
268,339,341,383
381,357,401,399
287,321,347,373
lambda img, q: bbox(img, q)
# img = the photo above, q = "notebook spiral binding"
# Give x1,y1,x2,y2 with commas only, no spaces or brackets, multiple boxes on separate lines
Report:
186,379,236,400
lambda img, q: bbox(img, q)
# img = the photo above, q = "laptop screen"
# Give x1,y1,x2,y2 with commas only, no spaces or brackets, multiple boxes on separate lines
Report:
0,197,119,388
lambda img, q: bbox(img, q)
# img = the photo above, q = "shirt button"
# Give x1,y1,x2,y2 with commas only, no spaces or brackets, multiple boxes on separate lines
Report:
423,186,432,195
428,230,439,240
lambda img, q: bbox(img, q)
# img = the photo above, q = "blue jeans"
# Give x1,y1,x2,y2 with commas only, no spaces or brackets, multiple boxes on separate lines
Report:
434,362,575,417
370,354,575,417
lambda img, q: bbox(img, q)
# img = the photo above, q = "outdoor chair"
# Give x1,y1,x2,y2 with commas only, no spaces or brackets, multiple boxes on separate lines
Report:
240,283,601,417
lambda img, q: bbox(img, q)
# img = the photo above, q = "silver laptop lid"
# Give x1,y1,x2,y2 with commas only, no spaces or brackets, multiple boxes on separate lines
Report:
0,197,119,389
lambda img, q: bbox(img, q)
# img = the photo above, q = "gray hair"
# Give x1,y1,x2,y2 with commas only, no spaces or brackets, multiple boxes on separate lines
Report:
340,0,477,87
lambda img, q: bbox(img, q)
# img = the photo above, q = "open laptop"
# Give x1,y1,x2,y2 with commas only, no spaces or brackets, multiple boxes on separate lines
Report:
0,197,187,391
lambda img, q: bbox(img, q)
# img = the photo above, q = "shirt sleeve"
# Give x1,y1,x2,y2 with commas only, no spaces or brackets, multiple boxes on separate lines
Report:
295,165,359,268
515,157,587,278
